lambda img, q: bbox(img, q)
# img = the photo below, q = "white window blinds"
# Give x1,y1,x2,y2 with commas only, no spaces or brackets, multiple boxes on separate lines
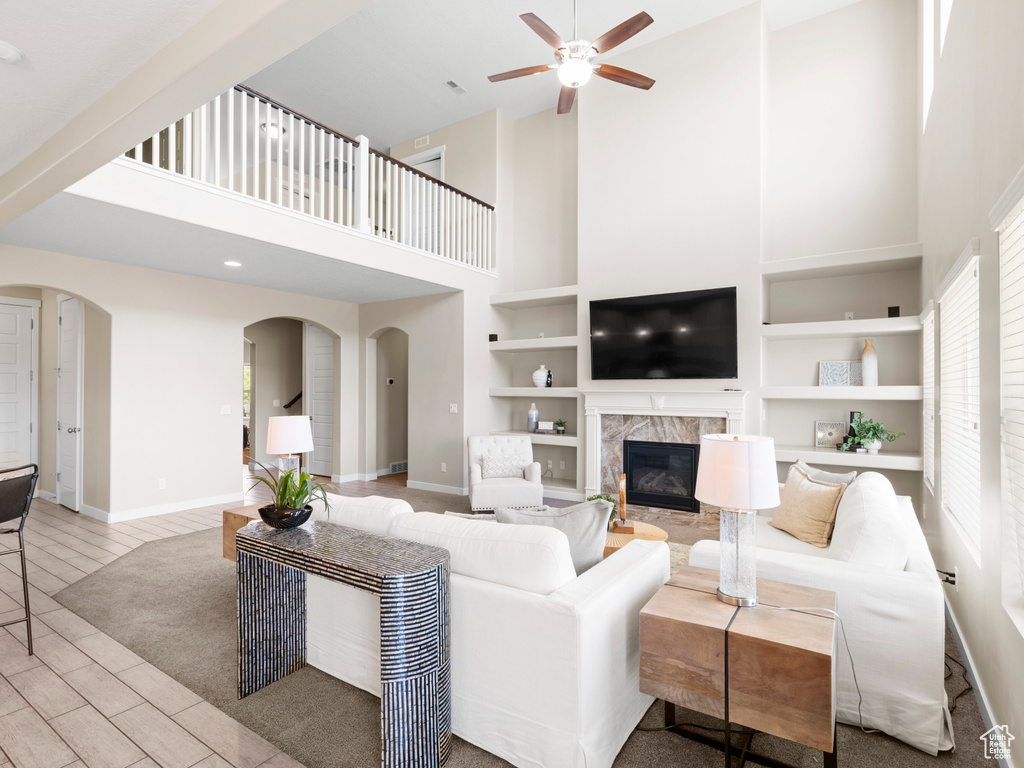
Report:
923,309,936,487
939,254,981,550
1001,202,1024,594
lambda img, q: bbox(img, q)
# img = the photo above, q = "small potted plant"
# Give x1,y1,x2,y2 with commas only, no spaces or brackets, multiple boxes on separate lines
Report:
249,460,331,529
588,493,618,523
554,419,567,435
839,415,905,454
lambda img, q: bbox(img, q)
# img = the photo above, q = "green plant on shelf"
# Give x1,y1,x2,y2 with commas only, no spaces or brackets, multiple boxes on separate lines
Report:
839,415,906,452
588,493,618,522
554,419,567,434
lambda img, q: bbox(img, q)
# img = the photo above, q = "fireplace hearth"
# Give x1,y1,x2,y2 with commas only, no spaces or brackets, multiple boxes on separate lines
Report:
623,440,700,513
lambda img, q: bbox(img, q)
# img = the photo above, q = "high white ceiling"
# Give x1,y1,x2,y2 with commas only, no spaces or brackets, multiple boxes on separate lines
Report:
0,0,228,178
246,0,864,151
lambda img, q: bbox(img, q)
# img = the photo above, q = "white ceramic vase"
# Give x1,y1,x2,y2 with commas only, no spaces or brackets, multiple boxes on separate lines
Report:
863,439,882,454
861,339,878,386
532,365,549,388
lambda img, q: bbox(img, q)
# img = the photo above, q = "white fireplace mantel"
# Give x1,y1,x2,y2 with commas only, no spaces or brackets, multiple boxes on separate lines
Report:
581,389,749,497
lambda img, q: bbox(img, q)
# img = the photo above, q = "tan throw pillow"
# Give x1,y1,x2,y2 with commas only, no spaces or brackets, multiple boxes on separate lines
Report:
769,465,847,548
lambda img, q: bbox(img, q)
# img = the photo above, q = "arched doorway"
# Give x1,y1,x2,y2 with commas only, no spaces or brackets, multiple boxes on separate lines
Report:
365,327,409,485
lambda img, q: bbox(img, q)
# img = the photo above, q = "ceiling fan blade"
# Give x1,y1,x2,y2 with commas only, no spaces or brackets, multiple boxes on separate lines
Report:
594,64,655,90
591,11,653,54
520,13,566,50
488,64,553,83
557,85,576,114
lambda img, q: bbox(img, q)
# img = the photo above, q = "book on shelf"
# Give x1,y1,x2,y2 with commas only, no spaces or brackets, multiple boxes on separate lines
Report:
534,429,557,435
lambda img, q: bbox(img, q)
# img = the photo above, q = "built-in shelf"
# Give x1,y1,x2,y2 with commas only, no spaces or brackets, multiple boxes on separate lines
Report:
489,387,579,398
542,477,579,492
490,285,578,310
490,429,579,447
761,244,923,283
774,445,923,471
761,385,922,401
760,316,922,341
489,336,578,353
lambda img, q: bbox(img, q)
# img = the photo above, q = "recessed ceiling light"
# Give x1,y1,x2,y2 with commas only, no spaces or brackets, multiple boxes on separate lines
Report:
224,261,242,267
0,41,25,64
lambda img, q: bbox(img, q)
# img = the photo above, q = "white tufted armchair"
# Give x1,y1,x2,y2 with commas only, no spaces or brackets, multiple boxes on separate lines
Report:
468,435,544,511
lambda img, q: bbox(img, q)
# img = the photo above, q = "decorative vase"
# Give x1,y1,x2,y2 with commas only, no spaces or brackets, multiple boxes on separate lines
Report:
532,365,549,388
258,504,313,529
556,425,565,434
527,403,539,433
863,439,882,454
546,369,553,387
861,339,878,386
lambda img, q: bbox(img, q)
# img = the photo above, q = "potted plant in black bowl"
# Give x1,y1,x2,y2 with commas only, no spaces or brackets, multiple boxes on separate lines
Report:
249,460,330,529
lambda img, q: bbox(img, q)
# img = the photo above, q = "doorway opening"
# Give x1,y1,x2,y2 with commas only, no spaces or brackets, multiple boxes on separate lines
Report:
368,327,409,487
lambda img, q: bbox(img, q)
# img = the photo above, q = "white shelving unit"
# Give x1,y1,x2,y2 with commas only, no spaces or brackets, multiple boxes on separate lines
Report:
761,245,924,477
489,285,583,500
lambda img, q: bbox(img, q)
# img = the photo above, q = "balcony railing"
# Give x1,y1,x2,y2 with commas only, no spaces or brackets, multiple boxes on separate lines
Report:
124,84,495,272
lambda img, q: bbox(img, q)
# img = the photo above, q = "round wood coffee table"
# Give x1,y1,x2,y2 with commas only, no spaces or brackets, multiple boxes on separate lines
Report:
604,520,669,558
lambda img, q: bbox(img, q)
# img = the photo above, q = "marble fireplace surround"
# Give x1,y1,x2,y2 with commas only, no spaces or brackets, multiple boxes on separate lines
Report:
583,391,749,512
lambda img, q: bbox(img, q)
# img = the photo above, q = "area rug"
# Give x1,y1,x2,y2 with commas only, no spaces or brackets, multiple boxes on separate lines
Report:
55,528,988,768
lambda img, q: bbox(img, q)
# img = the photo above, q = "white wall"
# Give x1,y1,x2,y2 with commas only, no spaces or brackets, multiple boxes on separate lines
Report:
918,0,1024,749
375,328,408,471
0,244,360,520
766,0,919,260
243,317,303,467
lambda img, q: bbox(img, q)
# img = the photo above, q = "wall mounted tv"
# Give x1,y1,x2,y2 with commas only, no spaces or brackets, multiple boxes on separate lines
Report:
590,287,738,380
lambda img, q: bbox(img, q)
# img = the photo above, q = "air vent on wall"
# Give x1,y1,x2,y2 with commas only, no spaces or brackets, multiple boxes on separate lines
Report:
445,79,467,95
389,461,408,474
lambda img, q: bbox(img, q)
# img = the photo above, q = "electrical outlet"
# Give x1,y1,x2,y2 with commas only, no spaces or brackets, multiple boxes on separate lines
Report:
547,460,553,469
441,462,447,473
954,566,959,593
273,399,281,407
559,460,565,470
158,478,166,490
844,311,854,321
449,403,458,414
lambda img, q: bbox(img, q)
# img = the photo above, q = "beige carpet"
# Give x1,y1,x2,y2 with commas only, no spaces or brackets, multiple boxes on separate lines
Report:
54,527,988,768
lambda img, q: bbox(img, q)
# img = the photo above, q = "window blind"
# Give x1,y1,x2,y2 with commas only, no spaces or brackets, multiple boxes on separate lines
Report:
939,255,981,550
923,310,936,487
1001,201,1024,593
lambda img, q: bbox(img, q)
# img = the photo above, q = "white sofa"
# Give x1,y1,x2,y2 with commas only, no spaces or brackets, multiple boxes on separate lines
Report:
306,494,671,768
468,435,544,511
690,472,954,755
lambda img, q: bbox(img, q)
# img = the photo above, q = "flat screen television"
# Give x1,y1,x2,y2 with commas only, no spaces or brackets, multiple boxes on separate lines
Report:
590,287,738,380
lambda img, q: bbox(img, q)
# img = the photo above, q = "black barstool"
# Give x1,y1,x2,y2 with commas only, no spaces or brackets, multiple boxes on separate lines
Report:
0,464,38,655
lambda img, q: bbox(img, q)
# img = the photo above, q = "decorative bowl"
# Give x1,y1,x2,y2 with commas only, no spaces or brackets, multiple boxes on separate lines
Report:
258,504,313,529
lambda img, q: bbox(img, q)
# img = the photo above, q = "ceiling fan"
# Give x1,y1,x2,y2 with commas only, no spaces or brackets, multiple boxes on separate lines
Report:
487,1,656,115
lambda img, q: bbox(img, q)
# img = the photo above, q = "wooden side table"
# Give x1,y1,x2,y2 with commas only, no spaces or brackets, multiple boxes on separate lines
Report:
604,520,668,558
640,565,837,768
222,504,261,561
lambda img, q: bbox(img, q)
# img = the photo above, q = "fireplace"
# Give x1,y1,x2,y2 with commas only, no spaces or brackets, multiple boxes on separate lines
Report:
623,440,700,513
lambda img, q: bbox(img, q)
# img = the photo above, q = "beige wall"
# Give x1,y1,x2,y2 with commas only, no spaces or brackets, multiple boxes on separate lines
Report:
918,0,1024,746
243,317,304,467
375,328,408,471
766,0,919,260
0,244,360,520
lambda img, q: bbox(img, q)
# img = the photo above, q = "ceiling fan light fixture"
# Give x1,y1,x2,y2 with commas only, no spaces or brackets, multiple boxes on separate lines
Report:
260,122,285,139
557,57,593,88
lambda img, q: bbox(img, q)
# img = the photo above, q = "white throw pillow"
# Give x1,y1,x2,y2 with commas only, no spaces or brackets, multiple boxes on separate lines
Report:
481,454,526,479
495,499,612,574
795,459,857,487
828,472,909,570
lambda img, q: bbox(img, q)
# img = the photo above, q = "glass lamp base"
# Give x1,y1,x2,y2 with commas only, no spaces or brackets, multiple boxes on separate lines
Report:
277,455,300,474
716,588,758,607
718,507,758,607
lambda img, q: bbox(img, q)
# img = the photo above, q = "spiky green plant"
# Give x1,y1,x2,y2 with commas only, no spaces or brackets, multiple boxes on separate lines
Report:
249,459,330,517
587,493,618,522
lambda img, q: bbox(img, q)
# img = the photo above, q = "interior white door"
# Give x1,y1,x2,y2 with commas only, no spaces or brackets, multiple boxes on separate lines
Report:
0,303,36,469
56,296,84,511
305,324,334,478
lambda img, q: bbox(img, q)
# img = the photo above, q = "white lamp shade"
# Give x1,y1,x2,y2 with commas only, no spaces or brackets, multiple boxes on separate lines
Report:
265,416,314,455
694,434,780,511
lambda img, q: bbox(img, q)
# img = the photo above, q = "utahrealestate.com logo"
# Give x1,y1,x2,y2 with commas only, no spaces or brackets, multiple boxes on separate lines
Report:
981,725,1015,760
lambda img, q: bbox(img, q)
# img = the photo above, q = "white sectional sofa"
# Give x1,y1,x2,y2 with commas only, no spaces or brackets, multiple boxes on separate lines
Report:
306,494,671,768
690,472,954,755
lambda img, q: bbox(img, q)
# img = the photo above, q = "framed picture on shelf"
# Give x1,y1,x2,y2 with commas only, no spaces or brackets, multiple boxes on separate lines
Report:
818,361,863,386
814,420,847,448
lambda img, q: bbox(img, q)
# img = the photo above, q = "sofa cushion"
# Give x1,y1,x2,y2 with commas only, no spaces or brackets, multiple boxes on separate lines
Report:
390,512,577,595
481,454,526,479
496,499,612,574
309,493,413,536
769,465,847,548
796,460,857,487
828,472,909,570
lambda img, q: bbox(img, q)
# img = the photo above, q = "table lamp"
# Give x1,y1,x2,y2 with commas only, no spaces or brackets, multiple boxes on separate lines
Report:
694,434,780,607
265,416,313,474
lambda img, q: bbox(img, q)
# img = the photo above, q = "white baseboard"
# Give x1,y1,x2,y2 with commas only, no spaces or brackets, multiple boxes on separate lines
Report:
35,490,56,502
88,492,245,524
331,474,365,483
945,597,1011,766
543,488,586,502
406,480,468,496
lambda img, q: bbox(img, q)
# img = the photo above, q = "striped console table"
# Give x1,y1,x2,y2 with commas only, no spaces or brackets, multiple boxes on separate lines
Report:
236,520,451,768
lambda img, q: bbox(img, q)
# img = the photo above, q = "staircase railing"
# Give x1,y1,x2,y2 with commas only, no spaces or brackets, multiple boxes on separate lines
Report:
124,84,495,272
